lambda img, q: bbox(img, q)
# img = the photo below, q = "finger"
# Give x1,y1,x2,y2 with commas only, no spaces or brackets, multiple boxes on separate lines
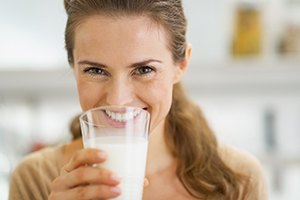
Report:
144,178,149,188
59,166,121,189
62,148,107,174
57,184,121,200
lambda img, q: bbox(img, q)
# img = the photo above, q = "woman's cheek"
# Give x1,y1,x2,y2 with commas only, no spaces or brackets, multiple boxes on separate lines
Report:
77,81,104,111
142,81,173,127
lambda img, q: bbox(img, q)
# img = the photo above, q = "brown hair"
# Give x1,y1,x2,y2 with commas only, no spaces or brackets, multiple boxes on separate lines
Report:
64,0,248,198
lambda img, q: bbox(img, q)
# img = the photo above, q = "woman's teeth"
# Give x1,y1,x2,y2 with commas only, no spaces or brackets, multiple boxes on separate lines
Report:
105,110,141,122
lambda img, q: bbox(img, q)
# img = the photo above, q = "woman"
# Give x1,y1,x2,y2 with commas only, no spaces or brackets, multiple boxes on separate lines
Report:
9,0,268,199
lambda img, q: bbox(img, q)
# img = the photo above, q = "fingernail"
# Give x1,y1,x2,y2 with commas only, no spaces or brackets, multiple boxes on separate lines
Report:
111,186,121,194
98,152,107,159
111,173,121,182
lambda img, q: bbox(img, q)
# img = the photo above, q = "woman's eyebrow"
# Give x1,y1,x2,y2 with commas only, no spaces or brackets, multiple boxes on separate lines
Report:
77,60,108,68
129,59,162,68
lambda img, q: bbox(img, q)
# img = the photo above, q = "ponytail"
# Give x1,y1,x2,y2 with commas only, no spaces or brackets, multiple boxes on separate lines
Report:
165,83,248,199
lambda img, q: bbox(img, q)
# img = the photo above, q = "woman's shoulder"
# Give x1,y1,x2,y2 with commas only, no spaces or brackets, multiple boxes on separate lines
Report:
9,145,64,200
218,143,263,175
13,144,64,174
218,143,269,200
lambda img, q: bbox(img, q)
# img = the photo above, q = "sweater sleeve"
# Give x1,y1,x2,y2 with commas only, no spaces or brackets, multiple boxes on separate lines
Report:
219,144,269,200
9,147,61,200
243,154,268,200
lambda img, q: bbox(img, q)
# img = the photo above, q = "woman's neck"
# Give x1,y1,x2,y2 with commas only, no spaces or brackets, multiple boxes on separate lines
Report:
146,119,175,177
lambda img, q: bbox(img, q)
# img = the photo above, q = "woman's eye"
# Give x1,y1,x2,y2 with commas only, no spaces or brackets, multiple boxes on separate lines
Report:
134,66,154,75
83,67,107,76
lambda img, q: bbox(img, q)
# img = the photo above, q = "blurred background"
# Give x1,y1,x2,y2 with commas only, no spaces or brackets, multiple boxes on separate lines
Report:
0,0,300,199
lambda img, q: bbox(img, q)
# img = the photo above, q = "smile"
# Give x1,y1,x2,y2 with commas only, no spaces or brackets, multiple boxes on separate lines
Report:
104,109,142,122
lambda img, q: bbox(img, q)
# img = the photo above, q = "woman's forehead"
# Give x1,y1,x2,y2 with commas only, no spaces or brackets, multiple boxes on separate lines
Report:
75,15,167,42
73,15,172,65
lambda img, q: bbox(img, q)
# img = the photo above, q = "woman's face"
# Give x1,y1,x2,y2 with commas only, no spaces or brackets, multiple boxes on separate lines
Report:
73,15,188,132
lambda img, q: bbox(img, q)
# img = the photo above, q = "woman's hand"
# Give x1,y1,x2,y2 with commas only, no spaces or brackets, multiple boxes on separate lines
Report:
48,148,121,200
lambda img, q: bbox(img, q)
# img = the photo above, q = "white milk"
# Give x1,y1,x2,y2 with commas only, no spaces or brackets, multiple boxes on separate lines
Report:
84,136,148,200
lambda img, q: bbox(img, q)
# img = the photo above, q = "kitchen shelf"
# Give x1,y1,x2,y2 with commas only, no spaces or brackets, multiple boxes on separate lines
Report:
184,59,300,95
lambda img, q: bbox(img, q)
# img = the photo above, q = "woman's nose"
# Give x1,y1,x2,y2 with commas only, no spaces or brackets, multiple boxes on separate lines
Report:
106,79,134,106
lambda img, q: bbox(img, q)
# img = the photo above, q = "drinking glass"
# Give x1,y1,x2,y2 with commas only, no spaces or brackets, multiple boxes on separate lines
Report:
80,106,150,200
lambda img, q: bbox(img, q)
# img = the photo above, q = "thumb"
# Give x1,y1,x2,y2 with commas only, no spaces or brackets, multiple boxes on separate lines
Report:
144,178,150,188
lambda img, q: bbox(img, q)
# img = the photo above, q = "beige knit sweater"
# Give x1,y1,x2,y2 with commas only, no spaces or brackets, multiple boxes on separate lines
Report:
8,144,268,200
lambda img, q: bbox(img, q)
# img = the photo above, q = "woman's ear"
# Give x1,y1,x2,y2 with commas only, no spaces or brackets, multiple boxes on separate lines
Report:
174,43,192,84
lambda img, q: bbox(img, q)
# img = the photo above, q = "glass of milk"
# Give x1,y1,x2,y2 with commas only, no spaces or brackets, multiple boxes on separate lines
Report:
80,106,150,200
